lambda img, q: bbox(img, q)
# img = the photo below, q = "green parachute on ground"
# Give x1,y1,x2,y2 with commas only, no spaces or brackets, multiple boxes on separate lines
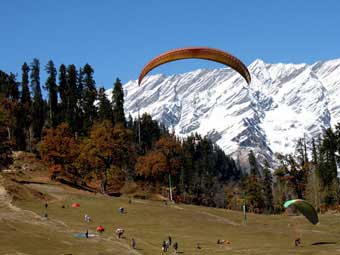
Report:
284,199,319,225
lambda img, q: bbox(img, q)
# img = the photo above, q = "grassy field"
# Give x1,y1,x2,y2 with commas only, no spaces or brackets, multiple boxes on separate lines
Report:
1,181,340,255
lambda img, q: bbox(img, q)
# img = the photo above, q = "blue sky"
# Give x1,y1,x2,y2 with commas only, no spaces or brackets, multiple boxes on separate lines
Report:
1,0,340,89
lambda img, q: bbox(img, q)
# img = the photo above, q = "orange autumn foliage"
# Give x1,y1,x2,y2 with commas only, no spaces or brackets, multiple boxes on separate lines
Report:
136,134,182,177
135,151,168,177
76,121,135,180
38,123,78,177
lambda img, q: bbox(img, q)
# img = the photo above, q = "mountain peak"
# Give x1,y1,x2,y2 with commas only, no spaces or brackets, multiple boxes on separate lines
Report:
118,59,340,164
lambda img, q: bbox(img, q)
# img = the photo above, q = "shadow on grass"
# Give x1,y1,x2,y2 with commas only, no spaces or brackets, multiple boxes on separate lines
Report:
312,241,337,245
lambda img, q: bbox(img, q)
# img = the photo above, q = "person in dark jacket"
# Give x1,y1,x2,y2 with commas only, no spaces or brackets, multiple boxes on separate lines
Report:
131,238,136,249
162,240,167,252
173,242,178,254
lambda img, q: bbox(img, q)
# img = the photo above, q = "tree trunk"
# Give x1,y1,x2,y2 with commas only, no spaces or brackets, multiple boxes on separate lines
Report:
7,127,11,141
101,170,107,194
29,126,33,152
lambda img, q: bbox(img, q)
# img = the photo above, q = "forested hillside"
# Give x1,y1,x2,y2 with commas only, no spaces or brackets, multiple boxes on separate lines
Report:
1,59,340,212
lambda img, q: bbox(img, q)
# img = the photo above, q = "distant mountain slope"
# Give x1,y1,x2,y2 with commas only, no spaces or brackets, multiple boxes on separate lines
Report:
107,59,340,164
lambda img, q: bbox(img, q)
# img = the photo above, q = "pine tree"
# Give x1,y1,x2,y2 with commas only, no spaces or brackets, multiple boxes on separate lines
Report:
76,67,84,133
262,160,274,213
248,150,260,176
7,73,19,100
243,150,265,211
98,87,113,121
287,155,306,199
127,113,133,129
335,123,340,165
21,63,31,106
112,78,125,126
44,60,58,128
30,58,45,140
318,128,338,205
0,99,13,167
243,174,265,212
11,82,27,150
4,73,25,149
82,64,97,132
58,64,67,122
65,64,78,132
137,113,161,153
21,62,32,150
311,138,318,165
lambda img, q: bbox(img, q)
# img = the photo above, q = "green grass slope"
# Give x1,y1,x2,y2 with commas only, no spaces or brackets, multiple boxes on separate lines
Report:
1,181,340,255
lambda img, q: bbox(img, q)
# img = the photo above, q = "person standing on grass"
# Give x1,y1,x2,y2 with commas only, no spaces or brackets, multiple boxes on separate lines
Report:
162,240,167,252
131,238,136,249
295,237,301,247
85,229,89,239
173,242,178,254
168,236,172,246
44,201,48,219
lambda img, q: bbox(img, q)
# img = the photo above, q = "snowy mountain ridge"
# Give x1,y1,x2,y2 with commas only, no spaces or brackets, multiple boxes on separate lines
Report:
107,58,340,165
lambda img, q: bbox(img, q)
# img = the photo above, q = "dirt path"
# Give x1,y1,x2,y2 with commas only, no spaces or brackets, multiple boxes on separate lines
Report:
0,176,69,229
0,175,20,213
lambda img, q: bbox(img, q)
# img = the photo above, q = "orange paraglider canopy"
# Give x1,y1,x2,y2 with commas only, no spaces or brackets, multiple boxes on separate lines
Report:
138,47,251,85
71,203,80,208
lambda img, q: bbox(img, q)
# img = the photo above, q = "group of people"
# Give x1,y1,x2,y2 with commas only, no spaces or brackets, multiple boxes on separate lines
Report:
162,236,178,253
78,206,138,248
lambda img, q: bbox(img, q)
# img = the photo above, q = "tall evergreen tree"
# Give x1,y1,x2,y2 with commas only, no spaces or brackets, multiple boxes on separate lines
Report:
319,128,338,186
262,160,274,213
76,67,84,133
21,63,31,107
3,73,25,149
60,64,79,133
98,87,113,121
21,62,32,150
44,60,58,128
242,150,265,211
0,95,13,167
318,128,338,205
77,67,84,100
7,73,19,100
58,64,67,122
248,150,260,176
30,58,45,140
112,78,125,126
311,138,318,165
82,64,97,132
335,123,340,165
127,113,133,129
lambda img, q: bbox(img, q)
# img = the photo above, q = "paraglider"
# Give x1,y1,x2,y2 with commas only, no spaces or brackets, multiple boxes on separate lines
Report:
138,47,251,85
284,199,318,225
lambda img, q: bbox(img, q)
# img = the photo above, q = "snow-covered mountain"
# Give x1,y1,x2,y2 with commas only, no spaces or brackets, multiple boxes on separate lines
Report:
107,59,340,164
